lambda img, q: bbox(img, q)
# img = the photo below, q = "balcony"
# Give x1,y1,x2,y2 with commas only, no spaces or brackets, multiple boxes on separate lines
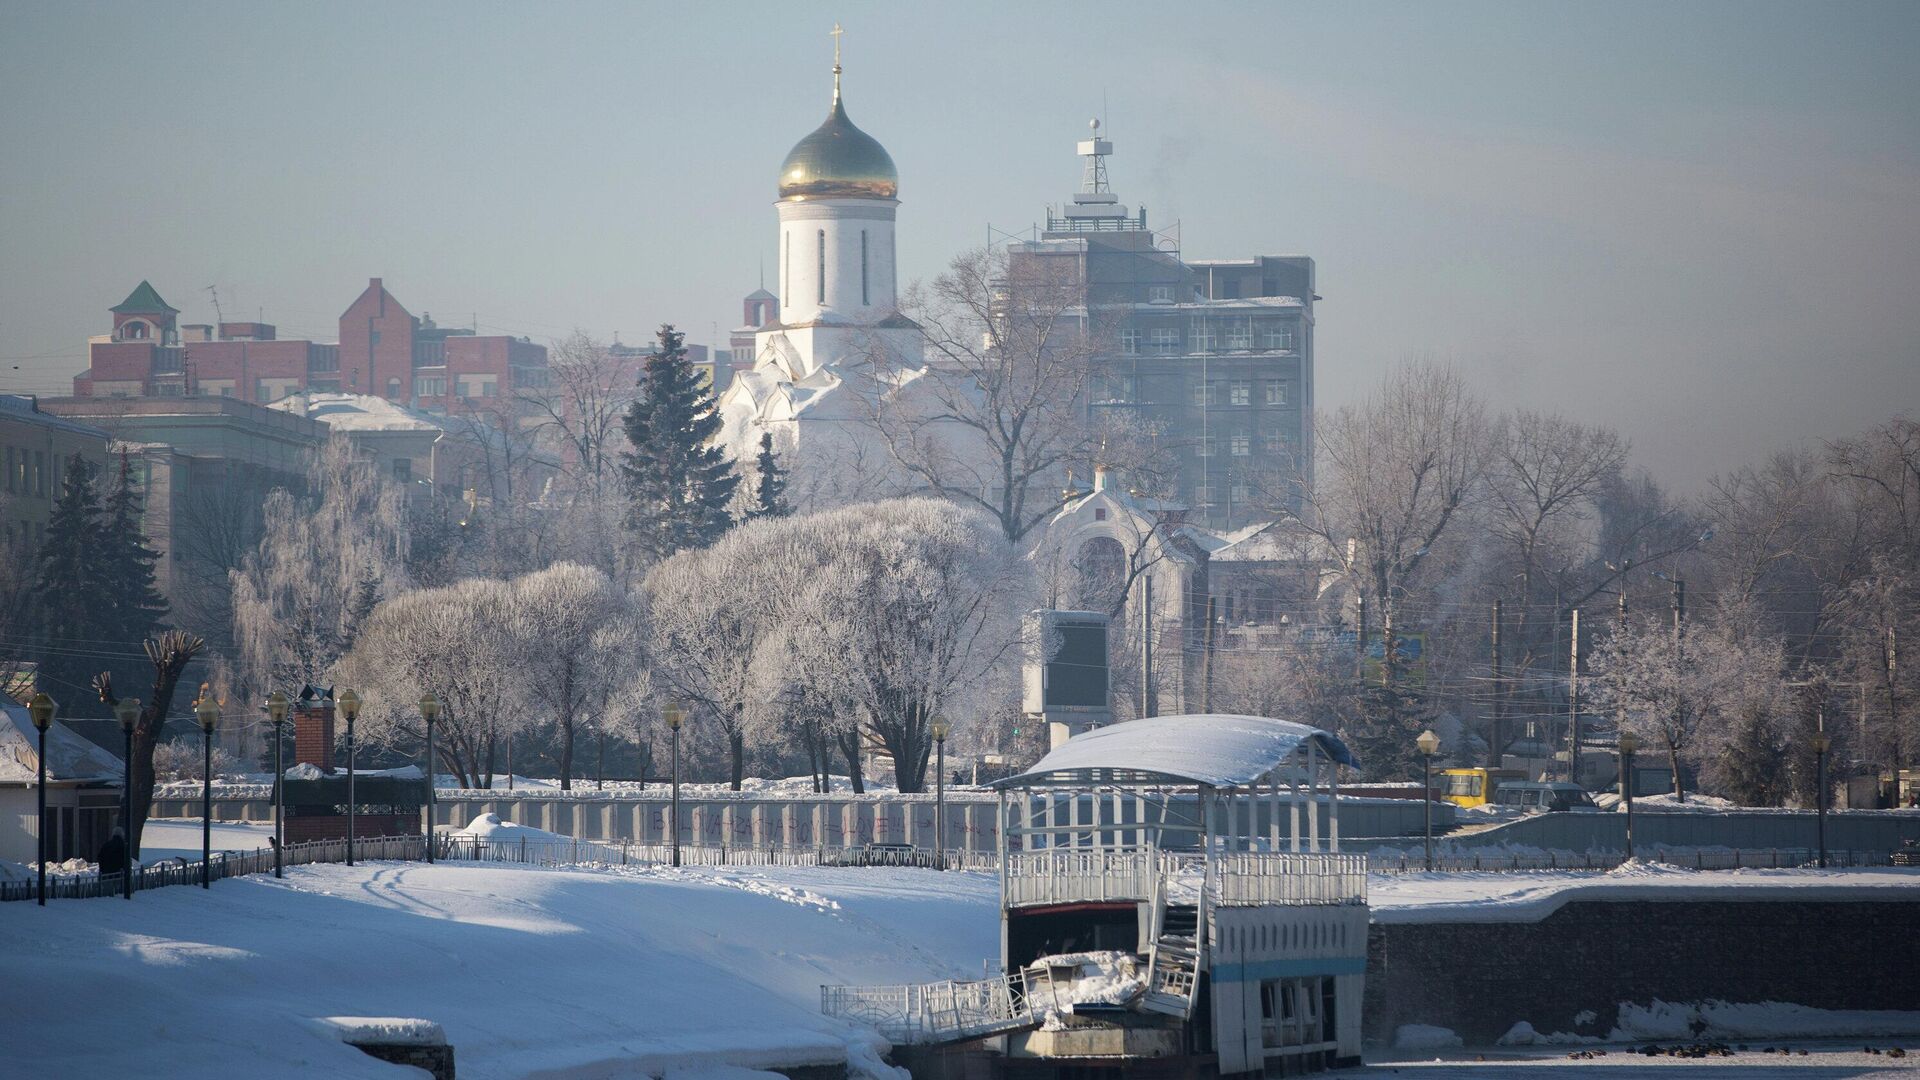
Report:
1004,849,1366,909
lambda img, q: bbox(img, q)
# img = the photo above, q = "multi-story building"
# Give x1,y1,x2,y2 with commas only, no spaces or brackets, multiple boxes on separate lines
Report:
1008,125,1315,527
75,279,550,414
0,395,111,554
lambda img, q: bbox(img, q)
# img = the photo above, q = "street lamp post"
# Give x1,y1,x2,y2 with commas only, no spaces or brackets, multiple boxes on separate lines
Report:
28,693,56,906
930,718,951,870
1617,731,1638,862
1812,729,1831,869
195,693,220,889
418,692,441,863
664,702,685,867
337,689,361,867
1416,729,1441,871
265,691,290,879
114,698,141,898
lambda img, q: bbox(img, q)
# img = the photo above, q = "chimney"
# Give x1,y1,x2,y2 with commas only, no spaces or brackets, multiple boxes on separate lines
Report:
293,686,337,773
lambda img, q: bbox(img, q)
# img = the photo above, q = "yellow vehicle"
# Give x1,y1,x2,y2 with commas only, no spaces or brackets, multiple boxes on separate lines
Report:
1437,767,1528,808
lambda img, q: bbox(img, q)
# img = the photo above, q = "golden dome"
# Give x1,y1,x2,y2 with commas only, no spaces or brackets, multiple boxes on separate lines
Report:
778,96,898,201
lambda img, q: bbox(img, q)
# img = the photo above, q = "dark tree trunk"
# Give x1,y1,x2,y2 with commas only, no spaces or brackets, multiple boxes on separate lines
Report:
559,712,575,791
95,631,204,859
484,729,497,789
837,729,865,795
1670,744,1685,802
729,730,745,791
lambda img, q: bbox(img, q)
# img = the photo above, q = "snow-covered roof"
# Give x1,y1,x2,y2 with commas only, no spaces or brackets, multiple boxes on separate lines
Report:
0,703,125,785
992,714,1357,790
268,392,445,433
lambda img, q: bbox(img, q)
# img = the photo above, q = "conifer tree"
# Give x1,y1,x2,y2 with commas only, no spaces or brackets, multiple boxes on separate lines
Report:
31,454,109,701
620,324,739,559
100,452,169,643
748,432,790,521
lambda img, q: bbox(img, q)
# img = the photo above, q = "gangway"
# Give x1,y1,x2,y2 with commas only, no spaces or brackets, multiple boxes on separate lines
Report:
820,967,1065,1046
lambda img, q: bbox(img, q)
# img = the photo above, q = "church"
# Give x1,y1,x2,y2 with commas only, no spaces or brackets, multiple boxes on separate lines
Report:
714,35,929,507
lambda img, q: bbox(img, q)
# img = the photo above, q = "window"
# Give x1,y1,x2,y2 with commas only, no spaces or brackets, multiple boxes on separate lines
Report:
1192,381,1216,406
418,376,448,397
4,447,13,493
1231,481,1249,502
371,330,382,347
861,229,869,306
1195,484,1216,504
1263,434,1289,457
1097,375,1135,403
386,377,402,398
1231,434,1251,456
123,320,149,340
817,230,826,305
1230,381,1251,406
218,385,233,397
1197,436,1216,458
1261,322,1295,350
782,231,789,300
1266,381,1289,406
1149,327,1179,354
1191,322,1217,353
1226,320,1253,351
34,451,46,496
1118,328,1141,355
1147,284,1176,304
392,458,412,483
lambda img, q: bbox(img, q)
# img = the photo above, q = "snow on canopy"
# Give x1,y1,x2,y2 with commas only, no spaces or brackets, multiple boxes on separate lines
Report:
992,714,1357,789
0,702,124,784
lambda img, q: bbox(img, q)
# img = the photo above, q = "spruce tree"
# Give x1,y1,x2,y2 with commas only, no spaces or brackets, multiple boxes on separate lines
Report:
748,432,790,520
31,454,110,702
620,324,739,559
100,451,169,644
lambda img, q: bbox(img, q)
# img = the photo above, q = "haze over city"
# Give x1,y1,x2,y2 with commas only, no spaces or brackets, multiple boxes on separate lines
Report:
4,0,1916,489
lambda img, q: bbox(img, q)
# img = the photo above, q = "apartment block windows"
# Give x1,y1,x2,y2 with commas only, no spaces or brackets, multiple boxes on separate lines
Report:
1192,381,1218,407
1231,480,1249,503
1226,320,1253,351
1149,327,1180,354
1191,322,1218,353
1097,375,1137,403
1119,328,1141,355
1197,436,1217,458
1261,322,1296,351
1231,434,1251,457
1230,381,1251,406
861,230,870,306
1266,381,1290,406
1148,284,1177,304
34,451,46,496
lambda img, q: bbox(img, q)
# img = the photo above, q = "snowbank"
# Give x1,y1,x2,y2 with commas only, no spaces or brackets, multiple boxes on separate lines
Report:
1030,950,1145,1011
0,860,1000,1079
1394,1023,1464,1049
1614,999,1920,1041
317,1016,447,1046
452,811,565,841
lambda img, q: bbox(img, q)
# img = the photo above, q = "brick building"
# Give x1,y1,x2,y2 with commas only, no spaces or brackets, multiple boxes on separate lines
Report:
75,279,549,414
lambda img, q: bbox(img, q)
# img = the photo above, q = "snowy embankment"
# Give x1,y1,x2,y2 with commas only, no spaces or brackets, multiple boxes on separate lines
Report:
0,860,1001,1079
1369,861,1920,923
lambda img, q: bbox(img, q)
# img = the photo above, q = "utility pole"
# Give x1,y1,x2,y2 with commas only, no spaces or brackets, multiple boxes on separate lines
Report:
1201,594,1218,713
1671,577,1687,803
1568,608,1582,784
1139,574,1155,719
1490,598,1504,769
1356,595,1368,683
1888,626,1901,798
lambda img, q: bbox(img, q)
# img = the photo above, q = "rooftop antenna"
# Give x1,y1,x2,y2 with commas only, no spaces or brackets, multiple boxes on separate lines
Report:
204,285,224,326
831,22,844,104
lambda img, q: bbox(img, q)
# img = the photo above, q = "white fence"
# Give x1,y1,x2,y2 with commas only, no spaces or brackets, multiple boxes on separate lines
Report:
1003,849,1367,909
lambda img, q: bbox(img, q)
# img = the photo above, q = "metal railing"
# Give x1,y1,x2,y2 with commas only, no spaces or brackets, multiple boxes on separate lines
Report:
821,968,1055,1045
439,835,999,871
1003,849,1367,909
0,836,426,902
1365,847,1894,873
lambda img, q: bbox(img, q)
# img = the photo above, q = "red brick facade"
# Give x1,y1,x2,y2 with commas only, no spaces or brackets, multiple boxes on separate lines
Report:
77,279,548,409
294,699,337,772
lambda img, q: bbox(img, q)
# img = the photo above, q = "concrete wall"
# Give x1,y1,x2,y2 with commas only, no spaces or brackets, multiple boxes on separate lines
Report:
1364,899,1920,1045
1343,810,1920,855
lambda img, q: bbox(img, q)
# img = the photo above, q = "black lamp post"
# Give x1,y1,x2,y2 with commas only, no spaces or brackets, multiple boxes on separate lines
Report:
28,692,56,906
1812,729,1831,869
664,702,685,867
1416,728,1440,871
265,691,290,878
195,692,220,889
114,697,140,898
930,718,951,870
418,691,441,863
1617,730,1638,861
337,689,361,867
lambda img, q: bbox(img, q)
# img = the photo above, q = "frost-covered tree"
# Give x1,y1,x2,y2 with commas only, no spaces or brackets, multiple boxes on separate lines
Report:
507,563,640,789
1587,610,1785,801
341,577,519,789
788,499,1028,793
231,436,408,702
621,324,739,561
642,544,766,789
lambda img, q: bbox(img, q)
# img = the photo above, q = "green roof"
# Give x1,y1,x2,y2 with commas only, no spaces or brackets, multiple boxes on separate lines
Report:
110,280,177,314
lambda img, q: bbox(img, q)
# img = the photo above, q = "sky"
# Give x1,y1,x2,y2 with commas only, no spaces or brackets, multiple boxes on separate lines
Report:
2,0,1916,490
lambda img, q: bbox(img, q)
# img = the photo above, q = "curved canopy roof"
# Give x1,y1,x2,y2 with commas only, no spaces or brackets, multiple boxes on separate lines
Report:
991,714,1357,790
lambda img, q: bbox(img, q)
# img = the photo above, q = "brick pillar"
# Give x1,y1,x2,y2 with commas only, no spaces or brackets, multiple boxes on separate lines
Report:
294,700,336,772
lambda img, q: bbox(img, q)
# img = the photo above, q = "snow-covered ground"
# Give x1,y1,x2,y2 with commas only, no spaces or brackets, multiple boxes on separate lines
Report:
1357,1044,1920,1076
1370,861,1920,923
0,860,1000,1078
139,817,278,861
